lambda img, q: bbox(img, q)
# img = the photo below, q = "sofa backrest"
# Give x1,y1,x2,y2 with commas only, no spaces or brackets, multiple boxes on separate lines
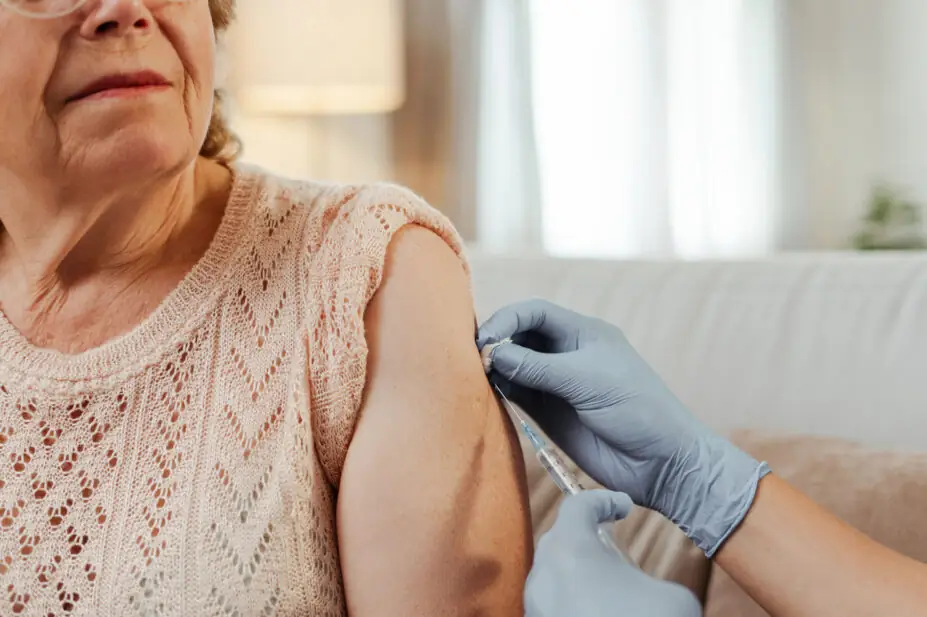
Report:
469,252,927,453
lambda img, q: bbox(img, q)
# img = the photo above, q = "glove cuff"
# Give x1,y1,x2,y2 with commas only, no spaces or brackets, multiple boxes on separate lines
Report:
662,438,771,558
702,460,771,558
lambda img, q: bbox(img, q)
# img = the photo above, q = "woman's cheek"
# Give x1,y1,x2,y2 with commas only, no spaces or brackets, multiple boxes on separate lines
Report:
0,33,59,171
159,9,218,139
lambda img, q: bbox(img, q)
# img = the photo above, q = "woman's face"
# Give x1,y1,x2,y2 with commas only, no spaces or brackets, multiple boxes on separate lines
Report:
0,0,217,196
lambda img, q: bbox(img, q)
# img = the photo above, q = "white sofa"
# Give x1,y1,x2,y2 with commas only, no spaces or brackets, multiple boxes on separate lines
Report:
468,251,927,614
470,252,927,453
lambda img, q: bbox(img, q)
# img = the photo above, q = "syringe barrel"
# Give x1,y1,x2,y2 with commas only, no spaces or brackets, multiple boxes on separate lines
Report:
536,447,585,495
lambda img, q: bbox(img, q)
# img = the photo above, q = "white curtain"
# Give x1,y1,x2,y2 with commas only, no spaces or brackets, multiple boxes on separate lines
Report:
474,0,784,258
469,0,544,253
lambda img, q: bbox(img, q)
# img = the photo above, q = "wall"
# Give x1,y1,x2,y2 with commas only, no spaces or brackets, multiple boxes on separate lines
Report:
781,0,927,249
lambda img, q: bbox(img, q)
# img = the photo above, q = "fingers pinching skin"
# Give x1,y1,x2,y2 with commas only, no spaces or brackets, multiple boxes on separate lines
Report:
486,341,575,391
477,299,581,348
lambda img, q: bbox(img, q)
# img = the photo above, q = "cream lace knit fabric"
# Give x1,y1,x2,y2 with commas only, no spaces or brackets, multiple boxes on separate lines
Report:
0,166,465,617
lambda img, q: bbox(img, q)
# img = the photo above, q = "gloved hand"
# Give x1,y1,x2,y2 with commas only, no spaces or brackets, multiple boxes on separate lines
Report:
526,490,703,617
478,299,770,557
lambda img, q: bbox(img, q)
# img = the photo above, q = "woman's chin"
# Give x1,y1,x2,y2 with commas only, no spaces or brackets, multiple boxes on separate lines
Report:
69,132,197,188
60,111,204,188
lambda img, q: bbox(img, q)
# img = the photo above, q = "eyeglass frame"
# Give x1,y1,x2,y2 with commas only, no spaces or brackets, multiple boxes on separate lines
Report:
0,0,191,20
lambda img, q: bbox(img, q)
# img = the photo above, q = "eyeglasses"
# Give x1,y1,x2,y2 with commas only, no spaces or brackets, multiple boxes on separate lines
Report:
1,0,192,19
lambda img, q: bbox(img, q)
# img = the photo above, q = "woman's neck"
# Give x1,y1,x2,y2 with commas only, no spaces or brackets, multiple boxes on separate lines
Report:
0,158,226,286
0,157,233,350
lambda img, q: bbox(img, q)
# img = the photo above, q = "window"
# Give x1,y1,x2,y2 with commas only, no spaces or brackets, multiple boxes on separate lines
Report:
526,0,782,258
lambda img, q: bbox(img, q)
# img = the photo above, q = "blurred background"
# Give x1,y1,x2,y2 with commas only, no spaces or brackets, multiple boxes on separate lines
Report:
224,0,927,259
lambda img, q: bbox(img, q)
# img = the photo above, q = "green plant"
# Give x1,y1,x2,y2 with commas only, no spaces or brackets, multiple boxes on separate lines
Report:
853,186,927,250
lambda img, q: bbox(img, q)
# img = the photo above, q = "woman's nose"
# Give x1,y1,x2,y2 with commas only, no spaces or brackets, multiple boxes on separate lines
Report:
79,0,153,39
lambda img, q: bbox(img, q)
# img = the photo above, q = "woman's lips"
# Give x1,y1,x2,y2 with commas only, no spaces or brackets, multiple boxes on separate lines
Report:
69,70,172,103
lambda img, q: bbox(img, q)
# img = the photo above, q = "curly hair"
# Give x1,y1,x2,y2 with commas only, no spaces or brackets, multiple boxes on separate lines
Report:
201,0,240,164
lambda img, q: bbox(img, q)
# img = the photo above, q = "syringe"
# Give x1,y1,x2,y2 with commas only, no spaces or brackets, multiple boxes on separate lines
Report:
492,384,634,564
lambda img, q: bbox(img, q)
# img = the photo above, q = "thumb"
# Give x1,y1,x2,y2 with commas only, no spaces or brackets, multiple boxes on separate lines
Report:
489,342,573,393
555,490,634,532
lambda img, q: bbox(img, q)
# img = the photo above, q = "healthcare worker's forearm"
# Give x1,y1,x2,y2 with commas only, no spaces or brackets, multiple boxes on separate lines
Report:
714,474,927,617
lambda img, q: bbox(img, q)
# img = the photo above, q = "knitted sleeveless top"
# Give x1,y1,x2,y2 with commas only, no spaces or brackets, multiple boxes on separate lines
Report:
0,166,465,616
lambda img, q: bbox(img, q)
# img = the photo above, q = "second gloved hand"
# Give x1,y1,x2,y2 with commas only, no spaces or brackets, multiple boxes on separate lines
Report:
478,299,770,557
526,490,703,617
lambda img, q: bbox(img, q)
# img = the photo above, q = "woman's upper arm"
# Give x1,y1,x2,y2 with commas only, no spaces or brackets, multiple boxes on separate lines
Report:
336,225,532,615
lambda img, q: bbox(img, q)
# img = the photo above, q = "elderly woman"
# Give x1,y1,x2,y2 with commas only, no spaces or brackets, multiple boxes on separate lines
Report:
0,1,532,615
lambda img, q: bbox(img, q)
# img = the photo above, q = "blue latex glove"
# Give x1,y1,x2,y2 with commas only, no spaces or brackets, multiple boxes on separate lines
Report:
526,490,703,617
478,299,770,557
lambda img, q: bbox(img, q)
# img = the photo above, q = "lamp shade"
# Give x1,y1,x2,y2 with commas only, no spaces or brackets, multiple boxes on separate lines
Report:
226,0,405,115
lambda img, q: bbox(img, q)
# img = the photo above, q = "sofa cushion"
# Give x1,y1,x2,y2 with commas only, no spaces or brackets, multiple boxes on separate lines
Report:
705,431,927,617
520,435,711,601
